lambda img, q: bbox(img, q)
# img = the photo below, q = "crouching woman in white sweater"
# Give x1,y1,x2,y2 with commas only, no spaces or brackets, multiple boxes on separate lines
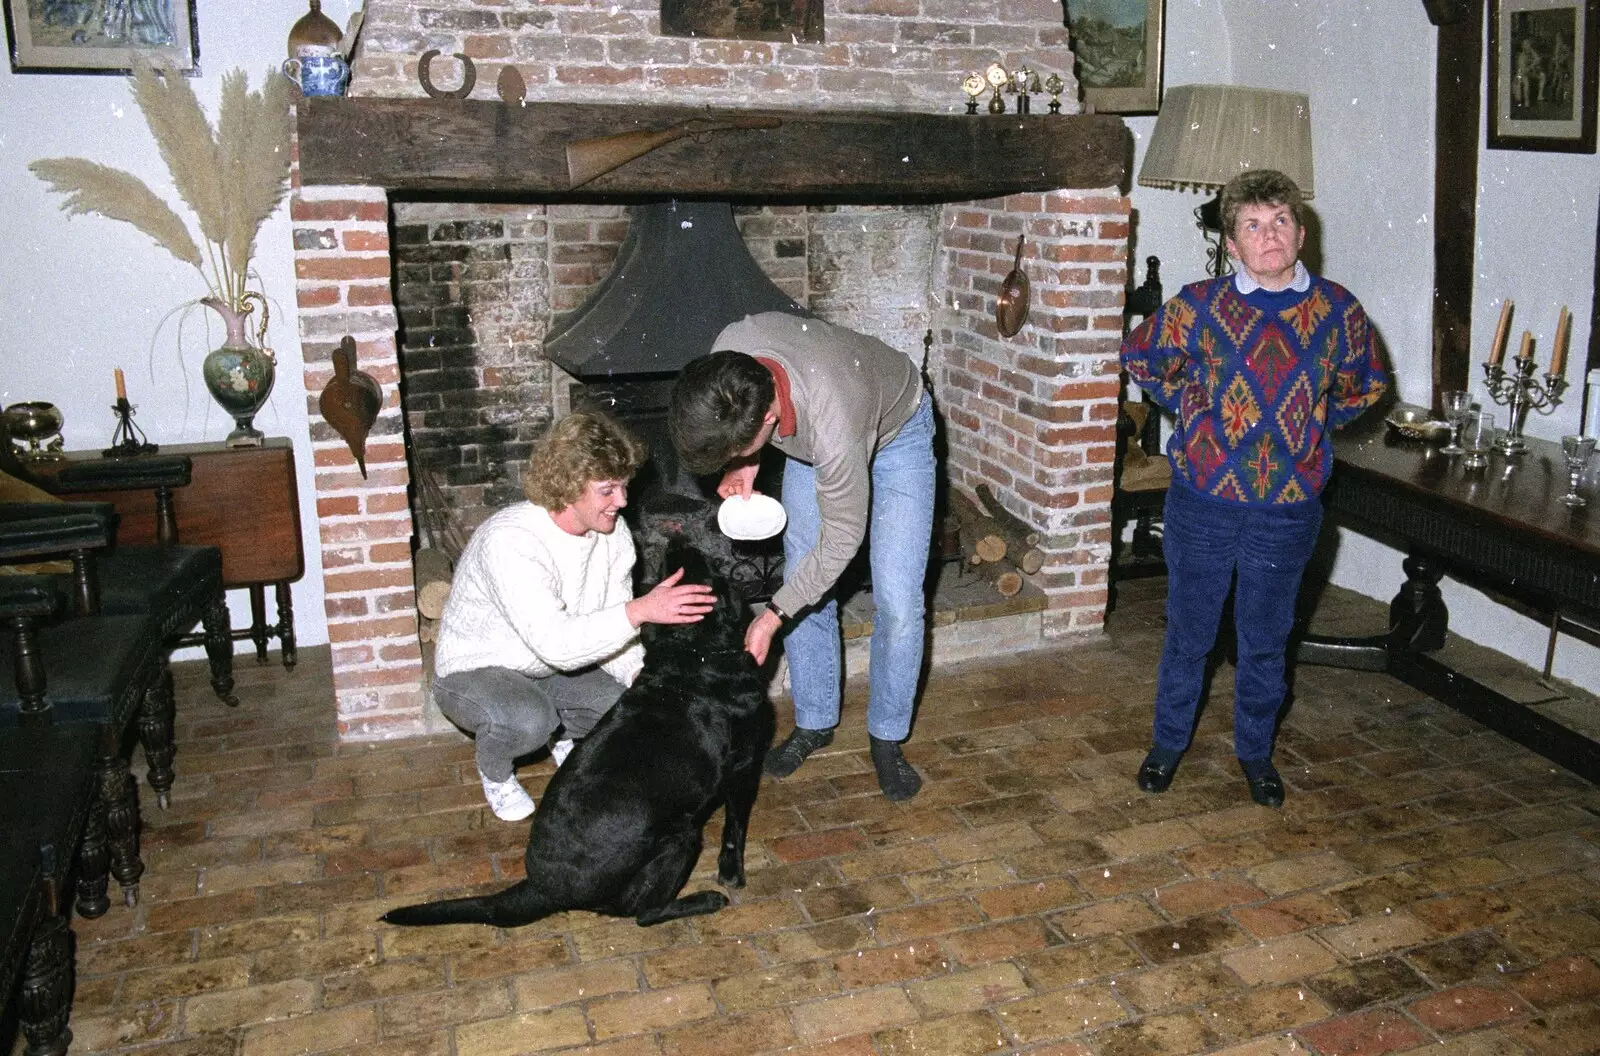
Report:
432,412,715,821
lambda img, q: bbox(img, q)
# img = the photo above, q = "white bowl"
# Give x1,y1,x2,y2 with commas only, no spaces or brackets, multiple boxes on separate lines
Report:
717,494,787,540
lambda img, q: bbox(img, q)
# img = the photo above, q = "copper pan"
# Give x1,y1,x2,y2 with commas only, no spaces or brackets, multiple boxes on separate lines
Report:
996,234,1029,337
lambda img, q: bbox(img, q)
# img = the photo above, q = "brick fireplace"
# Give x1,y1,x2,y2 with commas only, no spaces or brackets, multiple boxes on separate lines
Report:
289,0,1132,740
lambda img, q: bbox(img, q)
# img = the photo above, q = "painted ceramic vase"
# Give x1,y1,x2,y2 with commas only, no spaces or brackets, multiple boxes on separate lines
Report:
201,296,275,447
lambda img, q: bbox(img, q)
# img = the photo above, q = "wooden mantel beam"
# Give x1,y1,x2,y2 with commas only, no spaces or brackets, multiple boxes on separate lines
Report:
296,98,1131,202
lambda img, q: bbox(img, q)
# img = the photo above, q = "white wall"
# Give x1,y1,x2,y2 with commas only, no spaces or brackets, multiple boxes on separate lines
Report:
0,1,363,655
1127,0,1600,693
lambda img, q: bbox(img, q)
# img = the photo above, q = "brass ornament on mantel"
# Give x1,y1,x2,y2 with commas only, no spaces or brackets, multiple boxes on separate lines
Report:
319,336,383,478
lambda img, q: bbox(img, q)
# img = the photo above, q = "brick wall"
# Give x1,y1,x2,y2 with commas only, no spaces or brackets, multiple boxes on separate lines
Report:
294,0,1128,739
292,176,427,739
351,0,1075,110
938,192,1129,635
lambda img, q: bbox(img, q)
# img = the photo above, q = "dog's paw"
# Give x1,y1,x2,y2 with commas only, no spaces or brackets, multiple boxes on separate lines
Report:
716,866,747,889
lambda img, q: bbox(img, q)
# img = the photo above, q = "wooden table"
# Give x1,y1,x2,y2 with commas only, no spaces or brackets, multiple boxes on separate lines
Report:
58,439,305,668
1296,415,1600,782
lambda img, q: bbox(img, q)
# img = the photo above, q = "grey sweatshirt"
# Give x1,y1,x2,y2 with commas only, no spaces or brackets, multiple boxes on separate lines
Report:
713,312,923,616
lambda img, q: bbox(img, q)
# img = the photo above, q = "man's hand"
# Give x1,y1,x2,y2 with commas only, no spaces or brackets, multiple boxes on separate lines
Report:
625,568,715,627
744,607,782,665
717,461,761,500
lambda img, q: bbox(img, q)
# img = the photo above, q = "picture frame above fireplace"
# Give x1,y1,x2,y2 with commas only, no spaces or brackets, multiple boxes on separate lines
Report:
5,0,198,75
660,0,822,43
1487,0,1598,153
1062,0,1165,115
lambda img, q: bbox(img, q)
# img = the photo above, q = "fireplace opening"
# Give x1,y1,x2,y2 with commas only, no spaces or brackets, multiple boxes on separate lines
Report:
545,198,811,598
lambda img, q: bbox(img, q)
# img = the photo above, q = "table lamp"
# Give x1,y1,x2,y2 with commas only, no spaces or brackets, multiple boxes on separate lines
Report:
1137,84,1315,277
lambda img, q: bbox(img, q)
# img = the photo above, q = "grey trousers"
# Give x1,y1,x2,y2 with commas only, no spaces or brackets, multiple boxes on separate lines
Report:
432,665,625,781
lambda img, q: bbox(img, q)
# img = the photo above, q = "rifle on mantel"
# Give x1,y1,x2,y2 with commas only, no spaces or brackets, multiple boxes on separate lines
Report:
565,116,783,190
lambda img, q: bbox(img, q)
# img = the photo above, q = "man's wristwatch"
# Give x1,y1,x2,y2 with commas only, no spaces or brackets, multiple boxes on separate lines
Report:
765,600,788,623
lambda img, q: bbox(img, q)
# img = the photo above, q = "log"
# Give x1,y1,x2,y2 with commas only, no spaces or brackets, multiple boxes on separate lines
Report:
974,483,1045,575
297,98,1130,200
972,557,1023,598
415,547,453,620
950,489,1005,565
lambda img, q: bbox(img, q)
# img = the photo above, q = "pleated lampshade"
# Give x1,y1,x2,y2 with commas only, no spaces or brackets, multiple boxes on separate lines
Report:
1138,84,1315,197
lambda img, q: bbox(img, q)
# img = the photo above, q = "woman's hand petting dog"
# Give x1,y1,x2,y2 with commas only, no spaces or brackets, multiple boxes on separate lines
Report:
626,567,715,627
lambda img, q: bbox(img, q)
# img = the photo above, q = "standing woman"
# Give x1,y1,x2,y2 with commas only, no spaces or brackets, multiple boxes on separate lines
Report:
1120,169,1387,807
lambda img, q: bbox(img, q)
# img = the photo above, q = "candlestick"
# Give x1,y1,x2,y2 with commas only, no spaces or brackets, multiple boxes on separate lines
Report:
114,367,127,401
1482,330,1569,455
1489,299,1513,366
1550,306,1570,377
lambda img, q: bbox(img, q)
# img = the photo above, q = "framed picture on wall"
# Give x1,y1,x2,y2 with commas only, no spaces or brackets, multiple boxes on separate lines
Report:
1061,0,1165,115
4,0,198,74
1488,0,1598,152
660,0,823,43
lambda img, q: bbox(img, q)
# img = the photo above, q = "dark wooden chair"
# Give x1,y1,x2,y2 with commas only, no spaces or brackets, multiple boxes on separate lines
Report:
0,723,99,1056
37,457,236,707
0,508,157,917
1110,256,1169,610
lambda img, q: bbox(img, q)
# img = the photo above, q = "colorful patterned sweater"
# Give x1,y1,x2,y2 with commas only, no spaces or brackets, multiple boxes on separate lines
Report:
1121,274,1387,506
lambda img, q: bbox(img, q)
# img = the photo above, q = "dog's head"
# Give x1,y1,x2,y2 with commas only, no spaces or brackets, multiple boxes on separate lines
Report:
639,536,749,660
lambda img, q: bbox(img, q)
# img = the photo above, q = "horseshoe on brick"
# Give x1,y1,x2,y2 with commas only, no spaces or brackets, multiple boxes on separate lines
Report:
418,49,477,99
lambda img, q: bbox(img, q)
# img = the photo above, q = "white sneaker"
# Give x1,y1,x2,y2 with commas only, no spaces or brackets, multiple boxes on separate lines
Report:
479,770,535,821
550,738,574,768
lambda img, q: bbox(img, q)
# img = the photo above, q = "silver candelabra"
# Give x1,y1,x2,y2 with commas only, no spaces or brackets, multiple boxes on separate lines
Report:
1482,355,1567,454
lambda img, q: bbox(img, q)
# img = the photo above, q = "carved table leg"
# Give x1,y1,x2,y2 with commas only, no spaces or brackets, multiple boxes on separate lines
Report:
100,754,143,907
1388,551,1449,652
139,664,177,809
276,581,297,670
202,587,238,705
249,585,270,663
19,913,74,1056
73,782,110,920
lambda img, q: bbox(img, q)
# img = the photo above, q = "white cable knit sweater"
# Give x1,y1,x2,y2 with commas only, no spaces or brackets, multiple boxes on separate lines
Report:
433,502,644,687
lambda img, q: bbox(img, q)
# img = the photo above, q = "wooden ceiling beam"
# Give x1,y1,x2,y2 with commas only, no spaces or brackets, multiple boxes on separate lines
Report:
296,99,1131,202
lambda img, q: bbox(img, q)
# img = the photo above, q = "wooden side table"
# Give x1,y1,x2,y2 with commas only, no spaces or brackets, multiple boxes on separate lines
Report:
58,439,306,668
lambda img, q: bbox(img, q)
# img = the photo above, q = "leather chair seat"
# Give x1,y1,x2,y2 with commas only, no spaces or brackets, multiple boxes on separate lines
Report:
0,613,159,727
97,545,223,627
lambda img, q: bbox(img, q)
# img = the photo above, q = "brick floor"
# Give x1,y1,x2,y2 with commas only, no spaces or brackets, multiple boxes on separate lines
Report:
34,579,1600,1056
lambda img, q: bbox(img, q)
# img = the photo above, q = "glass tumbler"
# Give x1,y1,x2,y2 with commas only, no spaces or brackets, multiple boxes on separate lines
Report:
1461,410,1495,469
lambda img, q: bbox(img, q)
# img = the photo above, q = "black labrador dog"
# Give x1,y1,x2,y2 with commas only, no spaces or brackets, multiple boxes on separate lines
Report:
383,538,774,929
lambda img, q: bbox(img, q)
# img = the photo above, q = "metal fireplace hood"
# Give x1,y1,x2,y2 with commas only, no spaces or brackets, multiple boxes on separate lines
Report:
544,200,803,381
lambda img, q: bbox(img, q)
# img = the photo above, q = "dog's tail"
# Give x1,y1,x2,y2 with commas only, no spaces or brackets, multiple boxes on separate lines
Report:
381,879,551,928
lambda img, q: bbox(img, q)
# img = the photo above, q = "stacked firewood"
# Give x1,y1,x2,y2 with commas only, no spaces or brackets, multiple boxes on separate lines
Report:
949,484,1044,598
415,467,466,644
415,547,453,642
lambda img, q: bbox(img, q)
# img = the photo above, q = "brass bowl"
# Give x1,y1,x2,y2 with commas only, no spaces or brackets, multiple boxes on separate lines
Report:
2,401,65,457
1384,405,1450,444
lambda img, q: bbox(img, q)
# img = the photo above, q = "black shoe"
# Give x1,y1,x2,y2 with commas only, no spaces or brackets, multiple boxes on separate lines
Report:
1136,749,1180,793
1243,763,1285,808
764,727,833,778
870,736,922,801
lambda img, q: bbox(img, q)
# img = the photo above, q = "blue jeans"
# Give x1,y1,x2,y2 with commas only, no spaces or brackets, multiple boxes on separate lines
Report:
782,396,936,741
1152,479,1324,763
